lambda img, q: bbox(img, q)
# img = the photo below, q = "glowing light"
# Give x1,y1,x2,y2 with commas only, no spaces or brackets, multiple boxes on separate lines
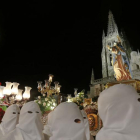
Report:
3,82,12,95
11,82,19,95
49,74,53,82
16,89,23,101
23,86,32,99
37,81,42,89
0,86,4,99
68,99,72,102
3,87,11,95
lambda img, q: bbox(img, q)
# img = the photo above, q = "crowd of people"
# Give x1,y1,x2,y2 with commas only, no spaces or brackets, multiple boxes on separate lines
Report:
0,84,140,140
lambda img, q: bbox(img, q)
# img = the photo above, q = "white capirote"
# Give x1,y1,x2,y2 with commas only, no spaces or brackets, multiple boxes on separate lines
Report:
49,102,87,140
2,101,44,140
96,84,140,140
0,104,20,137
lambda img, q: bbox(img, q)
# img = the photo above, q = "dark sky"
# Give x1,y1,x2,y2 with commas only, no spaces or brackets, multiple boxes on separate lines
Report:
0,1,140,99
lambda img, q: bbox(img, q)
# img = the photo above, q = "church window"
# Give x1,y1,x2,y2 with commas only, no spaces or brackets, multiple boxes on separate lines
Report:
136,64,139,69
110,54,112,66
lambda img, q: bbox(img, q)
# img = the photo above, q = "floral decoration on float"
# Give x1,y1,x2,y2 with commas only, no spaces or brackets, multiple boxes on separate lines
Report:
34,94,57,125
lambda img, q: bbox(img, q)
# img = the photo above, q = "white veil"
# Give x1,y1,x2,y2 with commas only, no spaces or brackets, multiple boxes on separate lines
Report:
96,84,140,140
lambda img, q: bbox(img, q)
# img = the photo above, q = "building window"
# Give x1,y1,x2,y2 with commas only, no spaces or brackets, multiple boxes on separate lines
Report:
110,54,112,66
136,64,139,69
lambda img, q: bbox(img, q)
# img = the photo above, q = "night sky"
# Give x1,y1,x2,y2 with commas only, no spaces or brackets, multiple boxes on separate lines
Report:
0,1,140,99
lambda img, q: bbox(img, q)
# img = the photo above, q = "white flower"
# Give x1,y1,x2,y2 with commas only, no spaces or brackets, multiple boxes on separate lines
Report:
48,101,51,104
38,96,41,99
45,98,48,101
51,106,54,110
38,101,41,104
43,94,46,97
52,99,55,102
53,103,56,106
43,102,46,106
47,103,50,106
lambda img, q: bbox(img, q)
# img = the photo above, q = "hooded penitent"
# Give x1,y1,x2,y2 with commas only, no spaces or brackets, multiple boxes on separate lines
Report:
96,84,140,140
0,104,20,136
16,101,44,140
2,101,44,140
49,102,87,140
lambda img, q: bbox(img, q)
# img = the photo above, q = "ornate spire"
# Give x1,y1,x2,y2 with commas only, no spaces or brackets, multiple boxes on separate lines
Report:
90,69,94,85
107,10,118,36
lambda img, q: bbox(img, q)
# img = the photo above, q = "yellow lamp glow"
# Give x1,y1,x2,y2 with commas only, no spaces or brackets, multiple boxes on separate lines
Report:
0,86,4,99
16,89,23,101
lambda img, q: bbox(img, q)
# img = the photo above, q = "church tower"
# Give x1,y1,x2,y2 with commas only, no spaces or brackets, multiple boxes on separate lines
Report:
102,10,128,78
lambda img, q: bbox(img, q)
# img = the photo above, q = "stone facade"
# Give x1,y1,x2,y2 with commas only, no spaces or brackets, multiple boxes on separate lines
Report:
90,11,140,98
102,11,131,78
130,51,140,79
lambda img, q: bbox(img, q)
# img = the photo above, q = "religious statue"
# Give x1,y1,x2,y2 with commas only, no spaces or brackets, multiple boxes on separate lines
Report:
107,36,132,81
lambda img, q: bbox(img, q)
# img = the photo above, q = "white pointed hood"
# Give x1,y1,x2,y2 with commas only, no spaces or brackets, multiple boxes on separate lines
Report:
0,104,20,135
96,84,140,140
16,101,44,140
50,102,87,140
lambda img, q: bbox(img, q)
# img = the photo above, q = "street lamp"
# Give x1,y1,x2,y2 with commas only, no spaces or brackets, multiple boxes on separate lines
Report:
37,74,61,97
0,82,31,106
37,74,62,105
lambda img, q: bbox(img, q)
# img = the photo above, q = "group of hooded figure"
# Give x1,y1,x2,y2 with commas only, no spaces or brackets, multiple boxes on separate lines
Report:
0,84,140,140
0,100,94,140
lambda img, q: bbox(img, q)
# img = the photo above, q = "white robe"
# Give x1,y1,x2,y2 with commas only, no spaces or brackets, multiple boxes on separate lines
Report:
0,104,20,137
2,101,45,140
49,102,87,140
96,84,140,140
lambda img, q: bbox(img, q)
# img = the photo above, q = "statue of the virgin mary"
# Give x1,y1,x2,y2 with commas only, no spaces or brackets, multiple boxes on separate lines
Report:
107,36,132,81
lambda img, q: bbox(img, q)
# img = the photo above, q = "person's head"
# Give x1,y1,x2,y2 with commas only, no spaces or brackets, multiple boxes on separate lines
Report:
1,104,20,133
97,84,140,140
17,101,44,139
50,102,86,140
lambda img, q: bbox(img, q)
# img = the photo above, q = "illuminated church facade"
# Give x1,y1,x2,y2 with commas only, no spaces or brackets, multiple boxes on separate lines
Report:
89,11,140,98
